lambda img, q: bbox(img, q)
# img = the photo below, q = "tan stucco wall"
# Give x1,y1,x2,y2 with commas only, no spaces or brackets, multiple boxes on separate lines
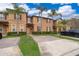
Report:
32,16,54,32
0,13,55,34
32,16,38,32
41,18,47,31
7,13,27,32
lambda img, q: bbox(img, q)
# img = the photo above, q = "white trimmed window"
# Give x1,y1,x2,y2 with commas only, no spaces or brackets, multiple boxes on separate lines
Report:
47,26,51,31
12,25,16,32
15,14,21,20
0,27,3,33
20,25,24,32
37,26,41,32
12,28,16,32
38,17,42,23
46,19,50,23
0,14,5,20
28,17,32,23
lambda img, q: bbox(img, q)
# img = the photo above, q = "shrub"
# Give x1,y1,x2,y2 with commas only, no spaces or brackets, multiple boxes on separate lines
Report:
7,32,26,36
7,32,17,36
32,32,57,35
19,32,26,36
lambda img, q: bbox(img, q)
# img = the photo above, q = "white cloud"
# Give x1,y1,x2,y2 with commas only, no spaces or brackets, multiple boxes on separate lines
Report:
60,3,70,5
42,9,52,17
28,8,52,17
28,8,40,16
42,11,48,17
19,3,30,12
72,14,79,19
47,9,51,14
51,3,59,5
0,3,14,11
57,5,75,19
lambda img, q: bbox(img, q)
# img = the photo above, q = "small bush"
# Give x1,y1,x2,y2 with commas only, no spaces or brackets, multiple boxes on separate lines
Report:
19,32,26,36
7,32,26,36
32,32,57,35
7,32,17,36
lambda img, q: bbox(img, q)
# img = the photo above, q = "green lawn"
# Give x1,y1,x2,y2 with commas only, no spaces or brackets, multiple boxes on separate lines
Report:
3,35,18,38
19,35,40,56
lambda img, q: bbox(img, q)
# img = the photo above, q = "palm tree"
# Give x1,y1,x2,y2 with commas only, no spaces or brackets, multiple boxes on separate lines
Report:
36,6,46,17
51,9,57,16
48,9,62,20
5,3,25,35
48,9,63,32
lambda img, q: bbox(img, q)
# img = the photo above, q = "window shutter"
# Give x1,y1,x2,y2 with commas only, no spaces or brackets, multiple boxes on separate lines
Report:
14,14,16,19
5,15,7,20
20,15,21,20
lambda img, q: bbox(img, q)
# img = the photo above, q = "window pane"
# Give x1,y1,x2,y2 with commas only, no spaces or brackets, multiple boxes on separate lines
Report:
38,17,42,23
37,26,41,32
28,17,32,23
0,29,2,32
0,14,5,20
15,14,20,20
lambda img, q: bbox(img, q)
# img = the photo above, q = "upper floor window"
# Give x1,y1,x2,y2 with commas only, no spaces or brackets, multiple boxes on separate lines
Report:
46,19,50,23
37,17,42,23
27,17,32,23
14,14,21,20
0,14,5,20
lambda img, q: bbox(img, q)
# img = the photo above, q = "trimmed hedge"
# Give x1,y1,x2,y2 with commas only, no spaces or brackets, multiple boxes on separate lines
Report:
7,32,26,36
19,32,26,36
32,32,57,35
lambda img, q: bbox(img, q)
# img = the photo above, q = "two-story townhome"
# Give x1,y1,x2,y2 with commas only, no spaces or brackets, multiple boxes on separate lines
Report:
0,12,56,36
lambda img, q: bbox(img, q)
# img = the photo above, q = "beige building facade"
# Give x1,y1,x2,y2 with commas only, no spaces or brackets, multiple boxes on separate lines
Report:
0,12,56,35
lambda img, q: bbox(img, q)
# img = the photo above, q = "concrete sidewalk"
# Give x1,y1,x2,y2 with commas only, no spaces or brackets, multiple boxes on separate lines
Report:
0,37,22,56
32,35,79,56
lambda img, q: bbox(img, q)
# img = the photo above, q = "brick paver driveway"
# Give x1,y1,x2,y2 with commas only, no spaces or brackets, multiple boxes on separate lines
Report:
32,35,79,56
0,37,22,56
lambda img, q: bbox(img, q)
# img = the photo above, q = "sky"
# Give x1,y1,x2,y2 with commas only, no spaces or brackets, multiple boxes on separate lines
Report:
0,3,79,19
26,3,79,19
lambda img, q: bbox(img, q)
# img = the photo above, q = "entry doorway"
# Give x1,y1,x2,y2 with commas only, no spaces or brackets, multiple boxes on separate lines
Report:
0,27,3,33
26,23,34,34
26,27,33,34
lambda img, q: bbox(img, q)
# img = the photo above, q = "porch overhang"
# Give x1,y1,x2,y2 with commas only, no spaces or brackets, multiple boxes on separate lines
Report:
26,23,34,27
0,21,9,26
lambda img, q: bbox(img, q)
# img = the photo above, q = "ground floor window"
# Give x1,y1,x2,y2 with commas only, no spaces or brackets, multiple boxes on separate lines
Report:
0,28,2,32
12,28,16,32
37,26,41,32
21,29,23,32
11,25,16,32
0,27,3,33
46,26,51,32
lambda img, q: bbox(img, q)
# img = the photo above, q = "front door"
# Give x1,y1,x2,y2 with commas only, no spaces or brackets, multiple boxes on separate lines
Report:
26,27,33,34
0,27,3,33
0,26,7,36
